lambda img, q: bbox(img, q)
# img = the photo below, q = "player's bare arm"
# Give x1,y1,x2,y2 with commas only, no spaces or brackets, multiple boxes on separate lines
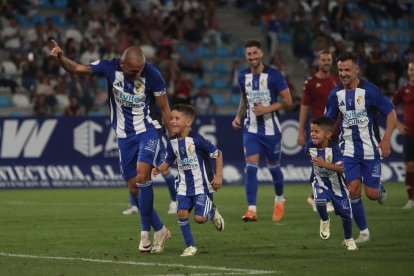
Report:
153,162,170,176
232,93,247,129
252,88,292,116
211,150,223,190
378,109,397,158
155,94,173,135
49,39,92,74
297,105,310,146
396,120,408,135
312,157,344,173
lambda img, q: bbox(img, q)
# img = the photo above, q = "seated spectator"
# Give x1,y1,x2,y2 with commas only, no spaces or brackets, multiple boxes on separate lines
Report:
177,41,203,77
63,96,81,116
366,42,386,86
173,73,193,105
191,85,216,115
33,93,53,116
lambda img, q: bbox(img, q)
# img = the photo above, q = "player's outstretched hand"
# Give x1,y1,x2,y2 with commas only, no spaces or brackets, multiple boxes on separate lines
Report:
49,39,63,58
232,117,241,130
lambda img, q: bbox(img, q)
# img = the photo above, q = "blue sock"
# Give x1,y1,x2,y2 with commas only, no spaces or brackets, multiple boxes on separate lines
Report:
245,163,258,205
163,172,177,201
315,199,329,221
138,184,163,232
178,218,194,247
129,192,138,207
268,164,284,196
341,217,352,239
351,197,368,231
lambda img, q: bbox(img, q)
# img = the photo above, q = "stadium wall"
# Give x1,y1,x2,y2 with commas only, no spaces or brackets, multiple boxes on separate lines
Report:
0,115,405,189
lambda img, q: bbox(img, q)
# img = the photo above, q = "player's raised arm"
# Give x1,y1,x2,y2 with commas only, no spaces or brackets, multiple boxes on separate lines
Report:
49,39,92,75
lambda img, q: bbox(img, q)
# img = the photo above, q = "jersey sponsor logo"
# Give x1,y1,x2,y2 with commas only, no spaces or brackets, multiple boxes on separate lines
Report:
247,89,271,104
343,110,368,126
315,166,334,178
113,89,146,108
177,156,199,170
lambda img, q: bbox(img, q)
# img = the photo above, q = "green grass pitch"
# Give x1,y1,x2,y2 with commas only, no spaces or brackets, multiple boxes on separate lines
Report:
1,183,413,275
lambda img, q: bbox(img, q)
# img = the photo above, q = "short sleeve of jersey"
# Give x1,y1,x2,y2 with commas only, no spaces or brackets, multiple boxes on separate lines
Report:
145,64,166,96
195,134,219,158
369,84,394,115
270,68,289,92
325,89,339,119
89,58,117,77
238,70,246,94
165,139,176,166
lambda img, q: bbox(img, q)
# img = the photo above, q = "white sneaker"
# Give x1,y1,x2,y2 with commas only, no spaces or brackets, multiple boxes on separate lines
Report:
319,219,330,240
327,202,334,212
355,232,371,244
342,238,358,250
122,206,138,215
212,206,224,231
378,185,387,205
139,232,152,253
167,201,177,214
402,199,414,209
180,246,197,256
307,197,317,212
151,226,171,253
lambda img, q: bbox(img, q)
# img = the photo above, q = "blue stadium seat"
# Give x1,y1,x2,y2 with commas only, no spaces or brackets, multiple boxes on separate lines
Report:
193,78,206,89
347,2,360,12
97,77,107,90
232,46,245,58
52,15,67,27
380,33,393,44
203,64,212,74
230,94,240,105
211,94,228,106
31,15,46,25
198,46,212,57
54,0,68,7
215,46,230,57
378,20,394,29
16,14,31,26
9,111,23,117
397,34,410,45
0,95,12,107
213,63,229,74
363,19,376,30
211,78,229,89
396,19,409,30
88,111,105,117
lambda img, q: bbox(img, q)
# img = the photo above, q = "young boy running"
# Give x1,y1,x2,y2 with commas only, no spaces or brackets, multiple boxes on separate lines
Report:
305,116,357,250
153,104,224,256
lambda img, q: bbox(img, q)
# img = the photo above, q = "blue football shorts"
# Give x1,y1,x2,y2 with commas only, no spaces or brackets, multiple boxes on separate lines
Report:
177,194,213,217
243,132,282,162
343,156,382,189
118,128,160,180
313,184,352,218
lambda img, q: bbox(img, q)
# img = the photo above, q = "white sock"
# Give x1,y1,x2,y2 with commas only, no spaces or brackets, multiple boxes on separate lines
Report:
275,195,284,204
360,228,370,235
248,205,256,212
141,231,150,236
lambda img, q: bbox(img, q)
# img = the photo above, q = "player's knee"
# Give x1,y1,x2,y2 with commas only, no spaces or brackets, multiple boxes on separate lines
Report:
366,190,379,200
127,180,138,195
194,215,206,224
177,210,188,220
136,172,150,183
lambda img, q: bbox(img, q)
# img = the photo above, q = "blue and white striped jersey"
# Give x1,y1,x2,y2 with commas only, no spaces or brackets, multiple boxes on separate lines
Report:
164,131,219,196
305,141,348,197
325,80,394,159
89,58,166,138
238,65,288,136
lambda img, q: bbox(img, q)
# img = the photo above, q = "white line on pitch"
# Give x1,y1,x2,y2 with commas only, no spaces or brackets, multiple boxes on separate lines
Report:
0,252,280,275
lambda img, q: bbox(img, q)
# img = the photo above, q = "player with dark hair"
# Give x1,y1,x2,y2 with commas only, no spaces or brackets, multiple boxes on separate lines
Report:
232,40,292,222
325,52,396,243
297,49,338,211
392,61,414,209
49,40,172,253
306,116,357,250
153,104,224,256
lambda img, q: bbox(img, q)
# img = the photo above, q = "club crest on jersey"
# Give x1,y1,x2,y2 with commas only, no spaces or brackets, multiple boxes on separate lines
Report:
260,79,265,87
187,144,195,154
356,95,363,105
405,89,410,94
134,79,145,94
316,83,321,88
326,153,333,163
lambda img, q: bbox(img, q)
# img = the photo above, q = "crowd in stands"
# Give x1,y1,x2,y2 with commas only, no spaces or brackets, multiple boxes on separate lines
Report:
1,0,414,117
